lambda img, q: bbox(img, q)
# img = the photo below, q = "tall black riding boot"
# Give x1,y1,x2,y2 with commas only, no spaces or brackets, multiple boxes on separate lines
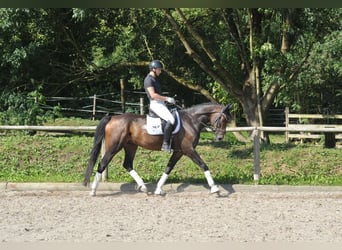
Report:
161,121,173,152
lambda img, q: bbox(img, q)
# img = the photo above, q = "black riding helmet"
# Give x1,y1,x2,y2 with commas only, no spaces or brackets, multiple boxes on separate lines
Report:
149,60,163,70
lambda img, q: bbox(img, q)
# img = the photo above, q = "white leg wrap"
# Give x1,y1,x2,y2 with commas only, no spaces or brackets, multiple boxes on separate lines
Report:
129,170,147,192
154,173,169,195
204,170,215,187
90,172,102,196
204,170,219,194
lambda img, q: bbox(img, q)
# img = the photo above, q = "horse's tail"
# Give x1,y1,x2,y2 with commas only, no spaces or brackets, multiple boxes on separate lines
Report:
83,115,111,186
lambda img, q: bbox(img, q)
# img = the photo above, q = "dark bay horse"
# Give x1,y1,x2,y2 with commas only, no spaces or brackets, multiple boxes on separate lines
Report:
83,102,233,195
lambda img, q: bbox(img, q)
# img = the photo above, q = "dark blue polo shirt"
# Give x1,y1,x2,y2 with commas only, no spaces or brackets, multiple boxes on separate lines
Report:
144,74,162,101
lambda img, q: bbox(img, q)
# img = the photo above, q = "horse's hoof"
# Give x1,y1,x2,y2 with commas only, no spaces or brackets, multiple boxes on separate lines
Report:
90,190,96,196
154,188,166,196
138,185,148,193
210,185,220,194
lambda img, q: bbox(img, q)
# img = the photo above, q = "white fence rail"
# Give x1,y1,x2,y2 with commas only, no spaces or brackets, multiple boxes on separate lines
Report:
1,125,342,182
2,125,341,133
0,125,96,132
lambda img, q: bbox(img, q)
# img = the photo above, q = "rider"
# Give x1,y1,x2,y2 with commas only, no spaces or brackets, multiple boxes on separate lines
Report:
144,60,176,152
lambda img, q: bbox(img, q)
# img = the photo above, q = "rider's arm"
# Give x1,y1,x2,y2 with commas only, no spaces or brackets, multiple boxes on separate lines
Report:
146,86,169,102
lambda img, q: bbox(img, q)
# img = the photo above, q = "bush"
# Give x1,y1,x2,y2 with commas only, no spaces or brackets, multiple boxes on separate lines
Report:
0,89,61,126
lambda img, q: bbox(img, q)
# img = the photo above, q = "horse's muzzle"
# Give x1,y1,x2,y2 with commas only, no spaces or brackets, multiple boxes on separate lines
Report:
215,135,224,141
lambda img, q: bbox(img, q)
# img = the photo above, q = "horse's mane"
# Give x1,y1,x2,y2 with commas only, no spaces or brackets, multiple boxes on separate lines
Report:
183,102,221,114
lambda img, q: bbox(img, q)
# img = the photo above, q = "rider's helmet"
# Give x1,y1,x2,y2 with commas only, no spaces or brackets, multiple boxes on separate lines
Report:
149,60,163,70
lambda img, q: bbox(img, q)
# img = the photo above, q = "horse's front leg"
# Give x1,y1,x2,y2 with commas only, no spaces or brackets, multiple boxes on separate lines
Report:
123,144,147,193
204,170,220,194
187,150,219,194
129,170,147,193
154,152,183,195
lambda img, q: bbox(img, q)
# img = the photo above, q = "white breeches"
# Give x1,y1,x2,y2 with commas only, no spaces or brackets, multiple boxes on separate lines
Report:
149,100,175,125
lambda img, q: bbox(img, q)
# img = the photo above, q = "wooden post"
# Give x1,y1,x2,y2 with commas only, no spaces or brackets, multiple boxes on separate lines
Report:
92,94,96,121
140,97,144,115
285,107,289,143
323,109,336,148
253,128,260,183
120,79,126,113
324,132,336,148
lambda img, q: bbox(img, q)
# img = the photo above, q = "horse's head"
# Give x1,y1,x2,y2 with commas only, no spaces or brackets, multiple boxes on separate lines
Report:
210,103,233,141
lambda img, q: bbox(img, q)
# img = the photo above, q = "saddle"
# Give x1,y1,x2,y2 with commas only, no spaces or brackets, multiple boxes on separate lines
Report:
145,108,181,135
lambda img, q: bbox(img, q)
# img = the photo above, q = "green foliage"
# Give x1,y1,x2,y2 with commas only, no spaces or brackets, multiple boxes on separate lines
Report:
265,9,342,113
273,28,342,113
0,8,341,122
208,81,237,105
0,89,61,126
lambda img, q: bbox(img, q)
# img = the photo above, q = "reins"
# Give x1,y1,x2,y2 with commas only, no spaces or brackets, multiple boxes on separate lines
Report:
169,102,229,133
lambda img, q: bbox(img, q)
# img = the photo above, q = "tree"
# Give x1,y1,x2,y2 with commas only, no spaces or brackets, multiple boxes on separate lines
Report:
0,8,340,132
160,8,341,140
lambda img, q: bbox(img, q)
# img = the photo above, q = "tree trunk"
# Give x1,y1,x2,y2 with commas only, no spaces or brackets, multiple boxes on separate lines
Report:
239,9,263,138
281,9,292,54
240,70,259,128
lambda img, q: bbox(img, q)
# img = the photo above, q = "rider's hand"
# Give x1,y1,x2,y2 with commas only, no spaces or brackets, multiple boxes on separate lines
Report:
166,97,176,104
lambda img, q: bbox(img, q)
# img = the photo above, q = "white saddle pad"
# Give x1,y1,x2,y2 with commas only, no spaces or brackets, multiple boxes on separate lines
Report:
145,110,181,135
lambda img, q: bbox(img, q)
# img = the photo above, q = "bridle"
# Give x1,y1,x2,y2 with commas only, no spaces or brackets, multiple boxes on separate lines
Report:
212,110,229,133
198,108,229,133
172,103,230,133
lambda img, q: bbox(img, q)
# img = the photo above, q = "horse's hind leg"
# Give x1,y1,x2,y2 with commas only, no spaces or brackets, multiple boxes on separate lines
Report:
91,171,102,196
90,148,120,196
90,139,107,193
123,144,147,193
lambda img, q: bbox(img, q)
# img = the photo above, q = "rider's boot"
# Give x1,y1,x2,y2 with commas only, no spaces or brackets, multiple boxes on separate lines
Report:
161,121,173,153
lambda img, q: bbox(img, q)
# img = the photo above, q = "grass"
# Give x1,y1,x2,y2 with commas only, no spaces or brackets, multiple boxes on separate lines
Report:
0,117,341,185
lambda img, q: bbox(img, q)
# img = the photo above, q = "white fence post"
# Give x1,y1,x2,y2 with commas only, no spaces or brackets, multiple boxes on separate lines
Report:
92,94,97,120
120,79,126,113
140,97,144,115
253,128,260,182
285,107,289,143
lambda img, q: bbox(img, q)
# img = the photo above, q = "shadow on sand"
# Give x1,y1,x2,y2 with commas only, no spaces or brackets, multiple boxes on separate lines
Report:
96,182,236,198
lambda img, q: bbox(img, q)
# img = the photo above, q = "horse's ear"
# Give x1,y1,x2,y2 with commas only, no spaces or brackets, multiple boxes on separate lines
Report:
223,103,234,113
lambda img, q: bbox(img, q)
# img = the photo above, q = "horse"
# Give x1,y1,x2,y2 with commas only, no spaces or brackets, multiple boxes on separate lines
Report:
83,102,233,196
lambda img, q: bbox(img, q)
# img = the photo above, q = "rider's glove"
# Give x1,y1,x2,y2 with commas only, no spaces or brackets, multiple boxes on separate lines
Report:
166,97,176,104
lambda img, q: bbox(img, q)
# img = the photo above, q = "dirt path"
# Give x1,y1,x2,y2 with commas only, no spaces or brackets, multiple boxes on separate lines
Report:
0,187,341,243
